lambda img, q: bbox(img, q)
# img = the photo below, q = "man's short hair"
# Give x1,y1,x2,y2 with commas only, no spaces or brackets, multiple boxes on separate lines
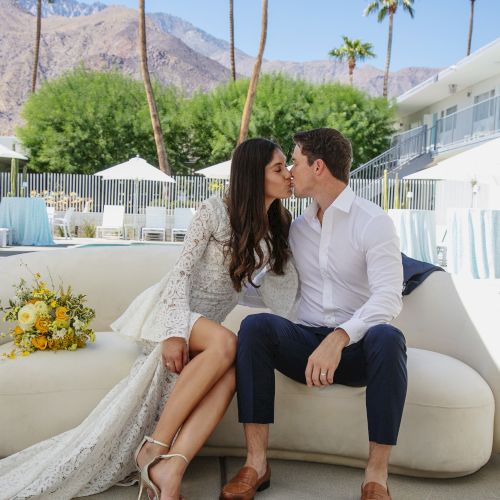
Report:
293,128,353,183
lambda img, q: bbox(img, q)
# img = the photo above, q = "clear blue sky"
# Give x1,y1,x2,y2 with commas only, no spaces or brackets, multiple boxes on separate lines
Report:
89,0,499,71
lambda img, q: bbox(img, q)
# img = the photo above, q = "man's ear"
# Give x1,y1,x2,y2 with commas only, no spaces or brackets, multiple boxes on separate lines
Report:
314,159,327,175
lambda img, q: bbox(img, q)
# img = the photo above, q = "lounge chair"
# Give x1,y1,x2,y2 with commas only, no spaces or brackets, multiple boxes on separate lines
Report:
141,207,168,241
171,207,195,242
53,207,74,239
96,205,125,239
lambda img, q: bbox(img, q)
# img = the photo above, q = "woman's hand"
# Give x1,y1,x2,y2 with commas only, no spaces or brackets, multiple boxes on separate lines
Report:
162,337,189,374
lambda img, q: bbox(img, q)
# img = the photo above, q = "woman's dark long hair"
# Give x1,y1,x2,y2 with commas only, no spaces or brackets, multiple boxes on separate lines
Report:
225,138,292,292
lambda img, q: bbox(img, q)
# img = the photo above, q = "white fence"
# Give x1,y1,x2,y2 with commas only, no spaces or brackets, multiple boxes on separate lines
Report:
0,173,437,218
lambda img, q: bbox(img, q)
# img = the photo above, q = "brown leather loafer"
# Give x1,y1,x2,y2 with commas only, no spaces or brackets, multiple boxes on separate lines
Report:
361,481,391,500
220,463,271,500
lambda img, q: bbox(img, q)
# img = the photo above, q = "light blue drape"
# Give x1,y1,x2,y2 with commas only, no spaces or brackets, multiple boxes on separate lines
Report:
447,208,500,279
0,198,55,246
388,209,437,264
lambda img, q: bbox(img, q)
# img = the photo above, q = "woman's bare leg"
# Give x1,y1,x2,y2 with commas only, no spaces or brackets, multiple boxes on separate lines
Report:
136,318,236,470
149,366,236,499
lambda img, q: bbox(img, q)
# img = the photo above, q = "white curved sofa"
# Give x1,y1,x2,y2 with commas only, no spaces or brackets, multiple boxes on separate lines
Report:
0,245,498,478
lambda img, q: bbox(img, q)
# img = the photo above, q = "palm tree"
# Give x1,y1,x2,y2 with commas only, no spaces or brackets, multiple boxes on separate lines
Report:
32,0,54,93
229,0,236,81
467,0,476,56
364,0,415,98
329,36,375,86
138,0,170,174
237,0,268,145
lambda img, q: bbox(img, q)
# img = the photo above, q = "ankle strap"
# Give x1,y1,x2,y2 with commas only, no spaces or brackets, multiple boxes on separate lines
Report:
159,453,189,464
145,435,170,448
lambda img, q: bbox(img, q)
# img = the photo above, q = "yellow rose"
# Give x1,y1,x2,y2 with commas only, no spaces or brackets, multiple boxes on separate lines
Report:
55,307,69,321
18,304,37,330
14,325,23,335
34,301,49,316
35,317,50,334
32,336,48,350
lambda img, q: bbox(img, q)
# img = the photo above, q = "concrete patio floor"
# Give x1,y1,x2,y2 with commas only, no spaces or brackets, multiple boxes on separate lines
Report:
87,454,500,500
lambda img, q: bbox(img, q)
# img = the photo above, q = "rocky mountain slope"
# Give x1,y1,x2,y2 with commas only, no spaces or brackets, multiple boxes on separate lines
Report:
0,0,439,134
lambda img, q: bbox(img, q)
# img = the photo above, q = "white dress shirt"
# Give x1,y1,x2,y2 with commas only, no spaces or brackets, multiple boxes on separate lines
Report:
289,185,403,345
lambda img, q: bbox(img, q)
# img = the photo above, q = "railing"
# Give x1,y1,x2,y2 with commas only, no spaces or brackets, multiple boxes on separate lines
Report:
428,94,500,152
0,173,438,218
350,125,427,180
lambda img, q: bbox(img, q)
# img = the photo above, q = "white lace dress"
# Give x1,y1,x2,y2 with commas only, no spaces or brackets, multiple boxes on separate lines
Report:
0,197,298,500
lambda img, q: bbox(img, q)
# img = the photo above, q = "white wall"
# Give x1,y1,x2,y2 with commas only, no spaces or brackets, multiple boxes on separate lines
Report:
399,74,500,130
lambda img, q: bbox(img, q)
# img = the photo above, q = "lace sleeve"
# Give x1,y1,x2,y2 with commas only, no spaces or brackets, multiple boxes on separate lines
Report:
151,200,218,342
254,258,299,318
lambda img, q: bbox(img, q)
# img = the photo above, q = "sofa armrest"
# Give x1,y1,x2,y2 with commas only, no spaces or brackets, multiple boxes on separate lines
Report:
392,272,500,451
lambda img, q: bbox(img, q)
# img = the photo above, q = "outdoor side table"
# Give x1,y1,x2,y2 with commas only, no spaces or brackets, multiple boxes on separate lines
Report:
0,197,55,246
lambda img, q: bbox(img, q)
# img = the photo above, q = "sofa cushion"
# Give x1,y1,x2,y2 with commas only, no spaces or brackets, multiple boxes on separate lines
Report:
0,332,141,456
0,325,494,477
206,347,494,477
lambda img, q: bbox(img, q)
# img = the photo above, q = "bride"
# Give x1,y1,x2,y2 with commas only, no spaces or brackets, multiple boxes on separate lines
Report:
0,138,297,500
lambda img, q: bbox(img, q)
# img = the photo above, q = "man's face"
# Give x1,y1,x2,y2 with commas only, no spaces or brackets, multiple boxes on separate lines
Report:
290,144,315,198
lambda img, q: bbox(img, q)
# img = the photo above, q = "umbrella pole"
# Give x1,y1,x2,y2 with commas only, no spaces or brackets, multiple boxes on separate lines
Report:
133,179,139,240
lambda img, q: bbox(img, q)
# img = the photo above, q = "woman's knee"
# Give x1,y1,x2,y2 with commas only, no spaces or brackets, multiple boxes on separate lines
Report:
212,328,237,366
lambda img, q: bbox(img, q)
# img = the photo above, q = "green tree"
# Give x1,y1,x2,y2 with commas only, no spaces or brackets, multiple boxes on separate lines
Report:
364,0,415,97
329,36,375,86
17,69,183,174
18,71,394,174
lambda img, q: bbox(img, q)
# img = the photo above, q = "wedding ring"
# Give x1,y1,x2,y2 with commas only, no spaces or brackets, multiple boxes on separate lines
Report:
320,372,327,377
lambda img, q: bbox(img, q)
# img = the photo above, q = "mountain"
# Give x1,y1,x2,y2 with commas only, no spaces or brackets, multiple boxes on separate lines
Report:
17,0,106,17
148,12,440,97
1,0,440,135
0,0,231,133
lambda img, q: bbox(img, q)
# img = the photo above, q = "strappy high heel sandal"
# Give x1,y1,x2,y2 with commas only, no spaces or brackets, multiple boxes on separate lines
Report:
134,435,171,472
137,453,189,500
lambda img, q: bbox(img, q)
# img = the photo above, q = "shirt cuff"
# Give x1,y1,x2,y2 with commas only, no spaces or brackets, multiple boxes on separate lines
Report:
336,318,367,346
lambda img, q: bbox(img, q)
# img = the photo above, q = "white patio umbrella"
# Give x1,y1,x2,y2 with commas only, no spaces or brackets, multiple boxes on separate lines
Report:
94,156,175,236
0,144,28,161
405,137,500,185
196,160,231,180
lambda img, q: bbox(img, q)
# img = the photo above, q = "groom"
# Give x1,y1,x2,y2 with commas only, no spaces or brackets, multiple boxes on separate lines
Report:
221,128,407,500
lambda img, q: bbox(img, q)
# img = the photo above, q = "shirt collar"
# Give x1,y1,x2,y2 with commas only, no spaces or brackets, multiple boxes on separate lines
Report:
303,185,356,222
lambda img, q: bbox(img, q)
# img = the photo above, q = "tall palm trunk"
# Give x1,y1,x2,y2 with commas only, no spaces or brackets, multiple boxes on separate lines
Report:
382,10,394,98
467,0,475,55
238,0,268,145
31,0,42,92
138,0,170,174
348,58,355,86
229,0,236,81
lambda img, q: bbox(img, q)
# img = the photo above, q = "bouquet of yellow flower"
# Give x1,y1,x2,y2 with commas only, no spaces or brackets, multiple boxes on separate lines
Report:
1,272,96,359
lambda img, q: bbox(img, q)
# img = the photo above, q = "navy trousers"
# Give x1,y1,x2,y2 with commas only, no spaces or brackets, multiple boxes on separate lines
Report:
236,313,408,445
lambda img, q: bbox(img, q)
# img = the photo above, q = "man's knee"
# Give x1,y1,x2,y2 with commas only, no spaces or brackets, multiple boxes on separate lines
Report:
364,324,406,356
238,312,277,347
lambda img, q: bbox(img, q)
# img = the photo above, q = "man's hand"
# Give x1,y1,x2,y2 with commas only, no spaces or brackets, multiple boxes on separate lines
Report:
305,329,350,387
162,337,189,374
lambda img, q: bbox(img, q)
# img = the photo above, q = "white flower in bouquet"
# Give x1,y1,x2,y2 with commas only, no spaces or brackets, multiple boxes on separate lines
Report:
52,328,67,340
18,304,37,331
73,318,84,331
33,301,49,316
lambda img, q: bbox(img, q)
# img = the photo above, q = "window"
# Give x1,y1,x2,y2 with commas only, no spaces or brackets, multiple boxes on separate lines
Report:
473,90,495,122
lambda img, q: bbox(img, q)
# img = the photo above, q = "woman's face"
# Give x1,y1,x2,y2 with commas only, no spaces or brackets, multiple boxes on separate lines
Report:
264,148,292,206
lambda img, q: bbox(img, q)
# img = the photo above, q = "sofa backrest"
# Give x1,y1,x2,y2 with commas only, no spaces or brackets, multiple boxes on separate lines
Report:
0,245,183,342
